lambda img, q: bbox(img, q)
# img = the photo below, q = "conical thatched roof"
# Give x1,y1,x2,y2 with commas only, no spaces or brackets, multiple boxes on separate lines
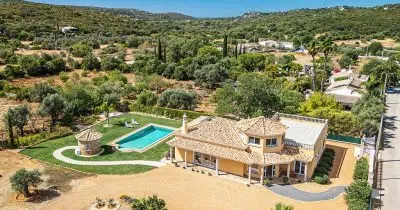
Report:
75,129,103,142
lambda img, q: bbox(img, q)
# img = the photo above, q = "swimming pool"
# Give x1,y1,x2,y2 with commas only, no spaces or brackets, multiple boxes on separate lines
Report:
115,124,174,152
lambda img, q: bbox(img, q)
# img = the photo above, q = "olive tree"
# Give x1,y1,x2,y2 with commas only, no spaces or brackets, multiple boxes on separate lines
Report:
10,168,43,197
39,93,66,130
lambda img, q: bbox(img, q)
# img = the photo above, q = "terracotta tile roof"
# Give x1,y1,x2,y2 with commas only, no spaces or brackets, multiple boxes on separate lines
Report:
168,137,255,164
175,117,247,150
75,129,103,142
236,116,287,137
170,115,316,165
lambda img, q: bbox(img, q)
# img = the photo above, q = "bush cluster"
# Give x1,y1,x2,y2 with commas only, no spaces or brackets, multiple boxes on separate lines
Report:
129,103,210,120
345,157,371,210
313,148,335,184
17,127,73,146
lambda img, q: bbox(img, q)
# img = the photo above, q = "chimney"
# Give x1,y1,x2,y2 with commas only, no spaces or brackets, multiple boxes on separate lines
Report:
182,113,188,135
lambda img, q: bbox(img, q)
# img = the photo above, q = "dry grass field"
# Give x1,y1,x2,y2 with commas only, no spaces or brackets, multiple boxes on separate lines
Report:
334,38,400,49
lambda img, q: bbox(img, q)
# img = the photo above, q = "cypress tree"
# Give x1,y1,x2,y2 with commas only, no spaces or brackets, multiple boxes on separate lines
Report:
235,44,238,59
163,44,167,63
157,38,162,61
223,34,228,57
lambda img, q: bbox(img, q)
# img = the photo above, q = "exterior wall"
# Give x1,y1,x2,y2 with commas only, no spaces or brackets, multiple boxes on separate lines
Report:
219,158,245,176
247,135,284,154
78,140,101,155
174,147,245,176
175,147,193,163
307,122,329,179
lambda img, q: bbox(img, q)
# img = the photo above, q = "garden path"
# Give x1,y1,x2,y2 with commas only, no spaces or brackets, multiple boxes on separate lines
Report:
53,146,166,167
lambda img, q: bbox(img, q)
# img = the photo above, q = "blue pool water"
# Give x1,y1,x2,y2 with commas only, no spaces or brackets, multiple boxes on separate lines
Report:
117,125,173,151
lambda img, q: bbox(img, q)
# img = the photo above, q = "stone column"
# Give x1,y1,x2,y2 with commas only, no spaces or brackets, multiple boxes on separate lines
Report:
287,163,291,177
303,163,308,182
169,147,173,163
215,158,219,176
248,165,252,184
184,151,187,167
274,164,280,178
260,166,264,184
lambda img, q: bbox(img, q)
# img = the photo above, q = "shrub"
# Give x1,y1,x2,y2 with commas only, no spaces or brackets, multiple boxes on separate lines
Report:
69,43,92,57
136,90,158,106
10,168,43,197
345,179,371,204
263,179,270,186
158,89,198,110
315,166,329,175
347,198,369,210
282,176,289,184
314,175,330,184
353,157,369,181
129,103,210,119
18,127,73,146
131,195,167,210
320,156,333,167
59,72,69,83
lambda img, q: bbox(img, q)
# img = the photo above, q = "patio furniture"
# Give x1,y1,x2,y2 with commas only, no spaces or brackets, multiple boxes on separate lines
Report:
131,119,140,125
125,122,133,128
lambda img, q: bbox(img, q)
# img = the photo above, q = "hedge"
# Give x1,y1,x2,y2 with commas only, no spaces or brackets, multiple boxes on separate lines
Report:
129,103,212,120
353,157,369,181
313,148,336,183
17,127,73,146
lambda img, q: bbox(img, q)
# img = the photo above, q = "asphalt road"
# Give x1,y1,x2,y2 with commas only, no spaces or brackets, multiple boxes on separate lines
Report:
380,93,400,210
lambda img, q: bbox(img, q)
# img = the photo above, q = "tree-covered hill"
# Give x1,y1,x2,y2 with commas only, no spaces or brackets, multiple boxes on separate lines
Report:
1,0,400,42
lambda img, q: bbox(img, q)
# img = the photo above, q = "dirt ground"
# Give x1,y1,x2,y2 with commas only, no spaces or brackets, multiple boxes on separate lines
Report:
293,141,358,193
334,38,400,49
0,151,90,210
19,165,346,210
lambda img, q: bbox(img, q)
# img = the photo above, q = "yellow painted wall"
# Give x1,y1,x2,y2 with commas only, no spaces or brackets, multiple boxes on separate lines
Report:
247,135,284,154
219,158,245,176
175,147,193,163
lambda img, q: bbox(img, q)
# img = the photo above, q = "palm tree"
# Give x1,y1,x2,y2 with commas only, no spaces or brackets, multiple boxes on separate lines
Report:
308,39,319,91
273,203,294,210
319,36,336,91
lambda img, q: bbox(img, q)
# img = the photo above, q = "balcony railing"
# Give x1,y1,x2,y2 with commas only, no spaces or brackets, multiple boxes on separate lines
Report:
284,139,314,150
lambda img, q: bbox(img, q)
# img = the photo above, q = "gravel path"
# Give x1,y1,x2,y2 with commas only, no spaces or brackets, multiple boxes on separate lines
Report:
267,184,346,201
53,146,166,167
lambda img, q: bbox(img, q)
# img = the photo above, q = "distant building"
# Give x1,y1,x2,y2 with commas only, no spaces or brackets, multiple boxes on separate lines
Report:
325,73,368,106
61,26,78,34
259,40,294,50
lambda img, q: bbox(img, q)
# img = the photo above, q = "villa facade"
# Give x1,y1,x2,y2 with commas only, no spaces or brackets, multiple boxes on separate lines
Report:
167,113,328,184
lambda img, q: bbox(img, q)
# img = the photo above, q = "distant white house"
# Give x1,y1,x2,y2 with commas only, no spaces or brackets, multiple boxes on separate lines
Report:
259,40,294,50
325,72,368,106
61,26,78,34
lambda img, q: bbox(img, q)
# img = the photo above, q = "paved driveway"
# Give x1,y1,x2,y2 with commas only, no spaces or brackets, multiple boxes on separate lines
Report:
380,93,400,209
267,184,346,201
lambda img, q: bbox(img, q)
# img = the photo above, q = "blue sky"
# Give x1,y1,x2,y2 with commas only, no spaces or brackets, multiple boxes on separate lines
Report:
29,0,399,17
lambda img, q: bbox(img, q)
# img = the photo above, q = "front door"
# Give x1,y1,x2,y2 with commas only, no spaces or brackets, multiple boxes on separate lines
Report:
264,165,275,178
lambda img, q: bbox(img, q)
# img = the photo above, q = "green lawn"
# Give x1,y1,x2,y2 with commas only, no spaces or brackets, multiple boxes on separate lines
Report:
20,113,181,174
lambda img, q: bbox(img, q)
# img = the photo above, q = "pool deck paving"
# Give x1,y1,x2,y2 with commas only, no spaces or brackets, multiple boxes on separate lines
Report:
53,146,166,167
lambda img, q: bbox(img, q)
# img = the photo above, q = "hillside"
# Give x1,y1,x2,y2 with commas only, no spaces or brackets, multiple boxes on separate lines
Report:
0,0,400,42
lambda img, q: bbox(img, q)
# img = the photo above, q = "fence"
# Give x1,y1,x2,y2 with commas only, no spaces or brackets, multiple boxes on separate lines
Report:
327,133,362,144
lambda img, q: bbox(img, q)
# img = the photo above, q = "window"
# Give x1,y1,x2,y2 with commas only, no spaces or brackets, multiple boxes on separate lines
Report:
294,161,306,175
248,137,260,145
266,138,278,146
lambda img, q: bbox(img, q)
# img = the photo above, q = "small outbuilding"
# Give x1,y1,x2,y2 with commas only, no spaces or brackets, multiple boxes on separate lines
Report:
75,129,103,156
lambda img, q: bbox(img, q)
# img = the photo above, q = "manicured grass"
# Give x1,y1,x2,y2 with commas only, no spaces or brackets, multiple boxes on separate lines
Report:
20,113,181,174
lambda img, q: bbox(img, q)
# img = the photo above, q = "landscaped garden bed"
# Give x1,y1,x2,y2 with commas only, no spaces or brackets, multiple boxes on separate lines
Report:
313,148,336,184
20,113,180,174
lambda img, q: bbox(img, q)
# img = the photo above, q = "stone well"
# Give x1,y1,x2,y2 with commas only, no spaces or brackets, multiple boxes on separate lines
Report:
75,129,103,156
